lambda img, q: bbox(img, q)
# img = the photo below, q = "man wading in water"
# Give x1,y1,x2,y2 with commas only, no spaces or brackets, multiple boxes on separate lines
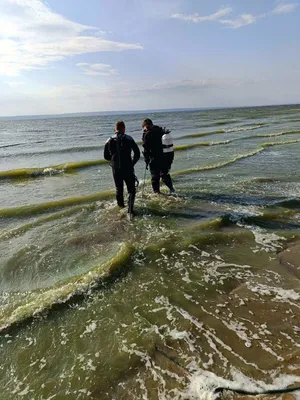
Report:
142,118,175,194
104,120,140,218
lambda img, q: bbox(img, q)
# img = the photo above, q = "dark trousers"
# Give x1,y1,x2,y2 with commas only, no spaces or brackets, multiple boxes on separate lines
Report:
113,168,136,213
149,158,174,193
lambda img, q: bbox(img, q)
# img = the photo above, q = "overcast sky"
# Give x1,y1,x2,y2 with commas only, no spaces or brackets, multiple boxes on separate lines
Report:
0,0,299,116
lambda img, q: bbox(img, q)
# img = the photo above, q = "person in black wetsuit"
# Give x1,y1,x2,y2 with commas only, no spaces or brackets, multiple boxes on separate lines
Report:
104,120,140,216
142,118,175,194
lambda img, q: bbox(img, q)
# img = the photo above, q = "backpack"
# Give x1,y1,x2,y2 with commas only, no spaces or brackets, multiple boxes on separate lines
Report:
108,133,124,168
161,128,174,154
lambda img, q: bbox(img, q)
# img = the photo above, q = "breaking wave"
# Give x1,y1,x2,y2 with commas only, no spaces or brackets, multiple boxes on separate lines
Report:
0,243,134,333
0,190,114,218
0,159,108,180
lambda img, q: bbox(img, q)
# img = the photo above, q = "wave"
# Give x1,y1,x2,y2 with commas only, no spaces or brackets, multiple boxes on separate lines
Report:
262,139,300,147
253,130,300,139
200,120,238,128
224,124,265,133
0,148,265,218
1,135,298,184
23,129,51,133
184,210,298,233
177,125,266,140
184,216,233,232
4,145,105,158
0,143,26,149
0,243,134,333
174,140,231,151
241,177,283,184
138,126,296,144
0,140,46,150
145,227,253,255
241,122,267,127
0,139,233,180
0,190,114,218
0,217,252,333
270,199,300,210
215,121,233,126
0,204,97,241
0,159,108,180
183,230,253,248
172,148,264,177
177,130,225,139
242,210,296,224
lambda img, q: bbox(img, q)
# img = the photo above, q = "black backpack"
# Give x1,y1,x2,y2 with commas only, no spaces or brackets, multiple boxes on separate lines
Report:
108,133,128,168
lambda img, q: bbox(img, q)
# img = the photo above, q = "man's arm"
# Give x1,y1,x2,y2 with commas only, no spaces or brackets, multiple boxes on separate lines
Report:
131,139,141,166
142,132,151,165
104,139,112,161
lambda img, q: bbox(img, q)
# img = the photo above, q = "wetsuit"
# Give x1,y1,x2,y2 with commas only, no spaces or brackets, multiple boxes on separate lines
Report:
104,132,140,213
142,125,174,193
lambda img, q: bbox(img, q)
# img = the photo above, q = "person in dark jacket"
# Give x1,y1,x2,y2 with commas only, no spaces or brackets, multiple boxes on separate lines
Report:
142,118,175,194
104,120,140,216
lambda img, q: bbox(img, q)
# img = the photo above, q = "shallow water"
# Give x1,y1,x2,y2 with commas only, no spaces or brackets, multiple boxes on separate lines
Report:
1,105,300,399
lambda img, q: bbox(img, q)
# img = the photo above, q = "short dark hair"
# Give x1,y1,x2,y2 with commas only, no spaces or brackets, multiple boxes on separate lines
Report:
115,120,125,132
142,118,153,128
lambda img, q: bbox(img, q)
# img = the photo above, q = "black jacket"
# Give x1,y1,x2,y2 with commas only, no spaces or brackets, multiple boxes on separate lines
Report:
104,132,140,170
142,125,164,163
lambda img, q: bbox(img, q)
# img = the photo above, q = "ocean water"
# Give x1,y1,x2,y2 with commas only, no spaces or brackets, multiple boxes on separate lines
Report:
1,105,300,399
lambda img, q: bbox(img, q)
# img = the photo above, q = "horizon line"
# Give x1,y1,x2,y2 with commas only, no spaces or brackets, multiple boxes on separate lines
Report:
0,102,299,121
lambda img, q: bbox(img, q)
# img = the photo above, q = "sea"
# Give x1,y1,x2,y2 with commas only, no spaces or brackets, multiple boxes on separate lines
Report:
1,104,300,399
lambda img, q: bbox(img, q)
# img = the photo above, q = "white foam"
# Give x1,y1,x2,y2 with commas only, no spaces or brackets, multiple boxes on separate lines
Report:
225,125,264,133
250,284,300,301
183,367,300,400
238,223,285,253
17,386,30,396
169,329,189,340
80,321,97,337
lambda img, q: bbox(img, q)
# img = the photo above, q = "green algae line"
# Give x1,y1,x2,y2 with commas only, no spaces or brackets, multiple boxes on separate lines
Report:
0,204,98,241
0,243,135,333
0,190,115,218
172,148,264,177
0,159,109,181
177,130,225,140
174,140,231,151
254,130,300,139
262,139,300,147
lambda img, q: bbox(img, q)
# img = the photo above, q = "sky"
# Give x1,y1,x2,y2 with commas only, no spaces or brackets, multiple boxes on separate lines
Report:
0,0,299,116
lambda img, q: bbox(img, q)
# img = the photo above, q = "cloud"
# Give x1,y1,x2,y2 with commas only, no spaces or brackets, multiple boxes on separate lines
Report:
171,7,258,28
171,7,232,23
1,74,299,116
76,63,118,76
150,78,241,92
7,81,25,87
171,2,298,29
220,13,258,29
0,0,142,76
273,3,298,14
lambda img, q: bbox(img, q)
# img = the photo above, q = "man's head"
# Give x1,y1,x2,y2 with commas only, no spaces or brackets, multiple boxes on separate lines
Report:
115,120,125,134
142,118,153,132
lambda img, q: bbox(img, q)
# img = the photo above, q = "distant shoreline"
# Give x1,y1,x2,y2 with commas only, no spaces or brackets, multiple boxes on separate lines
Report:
0,103,299,122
